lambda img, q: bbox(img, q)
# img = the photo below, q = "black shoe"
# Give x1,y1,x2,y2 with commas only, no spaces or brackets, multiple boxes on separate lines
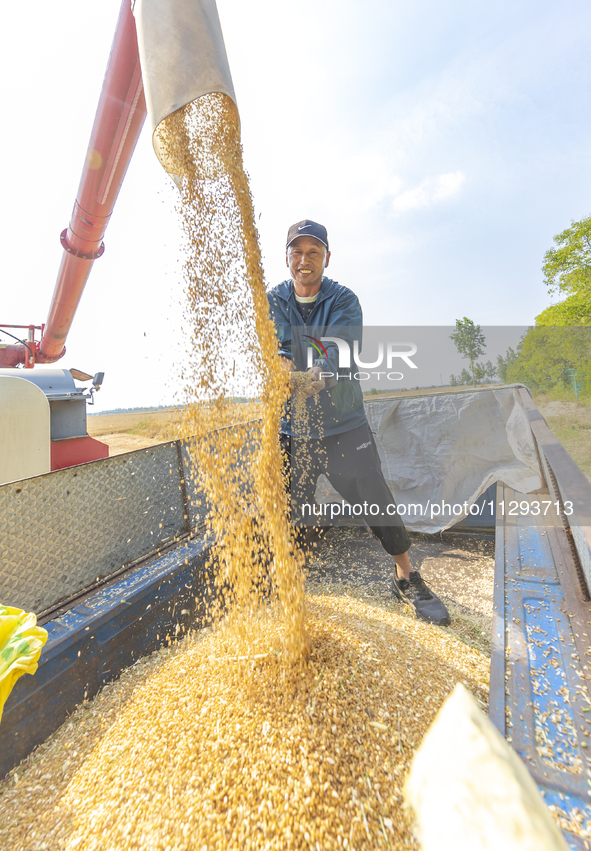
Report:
392,571,451,626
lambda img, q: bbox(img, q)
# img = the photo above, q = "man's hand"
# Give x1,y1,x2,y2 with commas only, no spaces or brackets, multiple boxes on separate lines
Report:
281,357,325,397
306,366,326,395
295,366,325,397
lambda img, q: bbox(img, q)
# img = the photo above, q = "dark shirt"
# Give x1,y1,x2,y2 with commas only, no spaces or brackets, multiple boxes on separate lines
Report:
267,277,367,438
294,294,318,323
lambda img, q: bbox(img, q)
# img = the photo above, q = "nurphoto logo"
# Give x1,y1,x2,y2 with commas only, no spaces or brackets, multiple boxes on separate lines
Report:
304,335,418,379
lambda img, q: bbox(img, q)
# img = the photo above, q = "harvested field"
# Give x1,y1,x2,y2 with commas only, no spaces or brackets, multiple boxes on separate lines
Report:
88,402,263,456
536,397,591,484
90,432,163,455
87,409,181,438
87,410,179,455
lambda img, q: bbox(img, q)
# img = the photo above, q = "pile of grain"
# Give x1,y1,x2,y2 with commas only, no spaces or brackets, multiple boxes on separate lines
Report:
0,594,489,850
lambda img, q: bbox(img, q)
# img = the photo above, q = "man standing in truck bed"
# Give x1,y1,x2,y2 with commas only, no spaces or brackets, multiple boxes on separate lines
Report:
267,219,450,626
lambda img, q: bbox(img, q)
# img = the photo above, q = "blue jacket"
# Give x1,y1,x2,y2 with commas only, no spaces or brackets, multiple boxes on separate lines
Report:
267,277,368,437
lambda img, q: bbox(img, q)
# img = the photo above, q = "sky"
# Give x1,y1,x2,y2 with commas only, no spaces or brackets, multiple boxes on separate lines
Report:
2,0,590,411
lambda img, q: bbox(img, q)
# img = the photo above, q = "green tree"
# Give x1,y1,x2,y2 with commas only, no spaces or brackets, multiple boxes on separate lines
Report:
506,326,591,395
450,318,486,385
473,360,497,383
505,216,591,397
536,292,591,326
543,215,591,297
537,215,591,325
450,374,459,386
497,347,517,383
473,362,486,383
459,368,472,385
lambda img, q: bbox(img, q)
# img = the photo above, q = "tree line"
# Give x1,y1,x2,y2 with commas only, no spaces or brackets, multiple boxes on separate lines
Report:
450,215,591,397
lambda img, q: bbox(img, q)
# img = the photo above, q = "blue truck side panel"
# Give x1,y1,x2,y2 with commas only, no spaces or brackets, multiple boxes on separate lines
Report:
0,539,211,778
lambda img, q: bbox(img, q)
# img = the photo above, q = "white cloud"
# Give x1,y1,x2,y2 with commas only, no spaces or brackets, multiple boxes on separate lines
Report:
433,170,466,200
392,171,465,212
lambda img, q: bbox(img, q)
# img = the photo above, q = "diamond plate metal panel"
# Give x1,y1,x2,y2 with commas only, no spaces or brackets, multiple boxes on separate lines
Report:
1,442,189,613
179,437,211,533
180,422,262,532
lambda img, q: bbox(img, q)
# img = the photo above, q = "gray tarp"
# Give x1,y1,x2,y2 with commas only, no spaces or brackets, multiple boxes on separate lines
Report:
317,386,542,533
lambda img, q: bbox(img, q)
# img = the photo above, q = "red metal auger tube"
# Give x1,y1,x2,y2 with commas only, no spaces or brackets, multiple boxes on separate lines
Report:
35,0,147,364
0,0,238,369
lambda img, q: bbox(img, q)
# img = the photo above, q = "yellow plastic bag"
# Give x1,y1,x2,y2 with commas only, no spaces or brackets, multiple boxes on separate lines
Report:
0,605,48,723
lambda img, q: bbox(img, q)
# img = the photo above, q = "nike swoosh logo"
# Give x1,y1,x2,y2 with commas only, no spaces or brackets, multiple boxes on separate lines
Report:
298,225,312,230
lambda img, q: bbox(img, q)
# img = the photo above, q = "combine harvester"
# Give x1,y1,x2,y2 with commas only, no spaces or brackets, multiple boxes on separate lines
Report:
1,2,591,848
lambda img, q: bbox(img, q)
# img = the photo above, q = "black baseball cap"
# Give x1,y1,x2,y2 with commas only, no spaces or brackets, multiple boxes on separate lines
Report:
286,219,329,250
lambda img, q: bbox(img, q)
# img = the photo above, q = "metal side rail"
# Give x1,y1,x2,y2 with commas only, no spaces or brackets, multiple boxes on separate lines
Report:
0,537,213,778
490,392,591,849
0,421,262,778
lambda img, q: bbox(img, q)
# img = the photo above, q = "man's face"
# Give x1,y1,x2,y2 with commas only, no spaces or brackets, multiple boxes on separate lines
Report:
286,236,331,294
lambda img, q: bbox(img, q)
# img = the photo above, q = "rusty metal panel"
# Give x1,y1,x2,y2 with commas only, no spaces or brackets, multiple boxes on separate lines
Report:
0,443,189,614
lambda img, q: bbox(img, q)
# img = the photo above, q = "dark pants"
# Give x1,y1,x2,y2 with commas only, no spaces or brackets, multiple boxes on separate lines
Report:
281,423,411,557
